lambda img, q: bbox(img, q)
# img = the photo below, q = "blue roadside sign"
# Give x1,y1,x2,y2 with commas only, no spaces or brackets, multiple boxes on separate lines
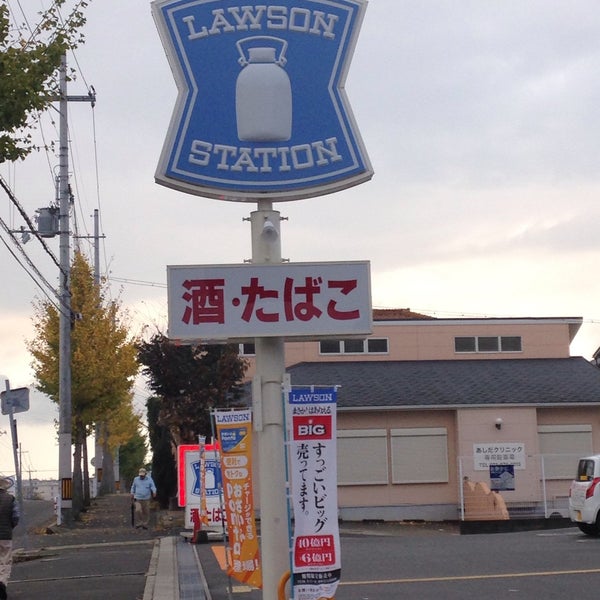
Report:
152,0,372,201
489,464,515,491
0,387,29,415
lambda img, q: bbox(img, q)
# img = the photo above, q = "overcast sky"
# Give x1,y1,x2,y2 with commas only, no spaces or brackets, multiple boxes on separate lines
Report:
2,0,600,478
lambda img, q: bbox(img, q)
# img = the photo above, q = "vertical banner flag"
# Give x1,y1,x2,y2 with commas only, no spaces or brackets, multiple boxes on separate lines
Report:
198,437,209,527
178,443,223,529
215,410,261,588
288,387,340,600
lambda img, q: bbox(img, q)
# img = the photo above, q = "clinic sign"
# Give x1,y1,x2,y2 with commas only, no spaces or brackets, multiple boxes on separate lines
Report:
152,0,372,201
473,443,526,471
167,260,371,340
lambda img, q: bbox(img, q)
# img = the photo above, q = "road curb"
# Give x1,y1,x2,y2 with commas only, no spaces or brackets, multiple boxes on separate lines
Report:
143,539,162,600
145,536,179,600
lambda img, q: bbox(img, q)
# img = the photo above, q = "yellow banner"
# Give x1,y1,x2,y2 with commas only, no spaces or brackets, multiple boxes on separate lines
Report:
215,409,262,589
199,440,210,526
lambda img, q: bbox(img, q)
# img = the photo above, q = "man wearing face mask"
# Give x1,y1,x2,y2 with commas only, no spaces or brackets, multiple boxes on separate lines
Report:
130,468,157,529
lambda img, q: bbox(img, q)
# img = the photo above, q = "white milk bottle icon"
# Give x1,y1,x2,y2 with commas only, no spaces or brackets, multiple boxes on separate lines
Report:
236,37,292,142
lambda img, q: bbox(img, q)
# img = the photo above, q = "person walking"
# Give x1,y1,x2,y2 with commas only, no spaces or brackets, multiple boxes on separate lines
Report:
130,468,156,529
0,477,19,600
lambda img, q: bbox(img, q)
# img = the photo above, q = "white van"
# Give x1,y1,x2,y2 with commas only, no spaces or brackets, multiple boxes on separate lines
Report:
569,454,600,535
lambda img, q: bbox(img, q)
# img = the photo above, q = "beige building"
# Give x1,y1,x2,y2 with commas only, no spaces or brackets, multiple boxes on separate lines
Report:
243,310,600,521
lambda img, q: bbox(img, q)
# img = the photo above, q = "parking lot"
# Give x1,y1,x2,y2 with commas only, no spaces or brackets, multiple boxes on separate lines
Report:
194,520,600,600
330,524,600,599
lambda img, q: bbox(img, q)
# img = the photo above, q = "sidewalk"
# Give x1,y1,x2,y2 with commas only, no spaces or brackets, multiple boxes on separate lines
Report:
10,493,215,600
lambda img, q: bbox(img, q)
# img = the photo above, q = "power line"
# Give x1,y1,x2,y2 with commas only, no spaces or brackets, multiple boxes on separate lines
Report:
108,276,167,289
0,174,62,272
0,232,61,311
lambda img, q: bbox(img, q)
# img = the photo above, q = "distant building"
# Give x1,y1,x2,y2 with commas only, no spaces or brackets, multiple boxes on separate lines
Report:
24,479,59,501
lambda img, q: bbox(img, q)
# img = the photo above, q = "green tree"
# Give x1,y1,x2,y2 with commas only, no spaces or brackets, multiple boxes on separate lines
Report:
137,334,248,445
28,250,140,517
97,398,141,497
0,1,90,162
137,334,248,501
147,395,177,510
118,429,148,491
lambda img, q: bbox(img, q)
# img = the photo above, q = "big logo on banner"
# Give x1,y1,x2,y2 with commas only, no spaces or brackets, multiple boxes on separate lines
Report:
152,0,372,201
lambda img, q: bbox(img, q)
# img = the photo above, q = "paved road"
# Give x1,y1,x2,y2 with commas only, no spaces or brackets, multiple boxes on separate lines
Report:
13,499,55,541
9,495,160,600
8,497,600,600
10,539,154,600
335,525,600,600
197,522,600,600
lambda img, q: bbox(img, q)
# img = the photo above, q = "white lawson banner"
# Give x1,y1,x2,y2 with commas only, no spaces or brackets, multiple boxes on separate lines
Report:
288,386,341,600
167,261,371,340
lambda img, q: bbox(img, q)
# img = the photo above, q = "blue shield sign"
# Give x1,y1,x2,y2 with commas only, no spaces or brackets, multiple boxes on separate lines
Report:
152,0,372,201
191,458,222,497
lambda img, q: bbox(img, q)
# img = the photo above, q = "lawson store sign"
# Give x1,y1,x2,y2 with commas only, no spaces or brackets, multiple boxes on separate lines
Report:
152,0,372,201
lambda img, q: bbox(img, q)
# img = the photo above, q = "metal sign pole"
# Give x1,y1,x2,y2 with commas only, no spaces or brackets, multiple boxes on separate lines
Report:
4,380,24,536
251,200,288,600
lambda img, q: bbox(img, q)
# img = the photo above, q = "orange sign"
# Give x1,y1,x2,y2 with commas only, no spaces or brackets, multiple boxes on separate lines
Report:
215,409,261,588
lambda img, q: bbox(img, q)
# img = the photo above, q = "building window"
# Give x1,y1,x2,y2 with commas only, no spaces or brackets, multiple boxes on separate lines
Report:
538,424,592,479
391,428,449,484
319,338,388,355
320,340,341,354
343,338,365,353
478,336,499,352
501,336,522,352
367,338,388,353
239,342,255,356
455,337,476,353
338,430,388,484
455,336,522,354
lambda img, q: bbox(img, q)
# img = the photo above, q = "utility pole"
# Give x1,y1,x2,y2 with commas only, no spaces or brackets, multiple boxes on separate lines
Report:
57,53,73,524
56,54,96,524
92,208,103,497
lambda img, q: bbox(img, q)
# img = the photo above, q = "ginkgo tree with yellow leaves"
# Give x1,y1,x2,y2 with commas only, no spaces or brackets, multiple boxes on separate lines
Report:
27,250,139,516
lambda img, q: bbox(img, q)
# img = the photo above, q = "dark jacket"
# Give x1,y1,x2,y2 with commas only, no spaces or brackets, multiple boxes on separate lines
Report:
0,489,19,540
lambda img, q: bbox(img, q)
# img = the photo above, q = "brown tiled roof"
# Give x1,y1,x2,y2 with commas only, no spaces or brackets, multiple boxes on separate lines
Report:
373,308,436,321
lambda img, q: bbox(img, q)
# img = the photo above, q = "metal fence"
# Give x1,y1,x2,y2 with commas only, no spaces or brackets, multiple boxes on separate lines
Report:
457,453,578,521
